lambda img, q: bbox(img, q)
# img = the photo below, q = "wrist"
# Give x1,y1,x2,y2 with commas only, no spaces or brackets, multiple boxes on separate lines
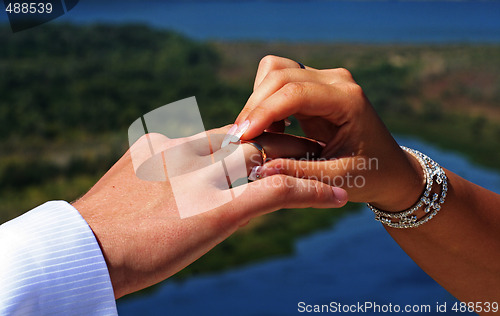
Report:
370,149,426,212
72,198,127,298
368,146,448,228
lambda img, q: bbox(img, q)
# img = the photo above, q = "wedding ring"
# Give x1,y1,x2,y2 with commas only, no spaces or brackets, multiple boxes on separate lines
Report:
241,140,267,165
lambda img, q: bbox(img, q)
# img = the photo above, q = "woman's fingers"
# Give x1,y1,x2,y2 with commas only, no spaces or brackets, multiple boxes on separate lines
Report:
241,82,362,140
254,132,323,160
237,68,325,124
253,55,308,90
252,157,368,202
263,157,348,178
264,120,286,133
235,55,314,130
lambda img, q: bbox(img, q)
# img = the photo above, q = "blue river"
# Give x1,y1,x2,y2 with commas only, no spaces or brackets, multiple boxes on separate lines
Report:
116,137,500,315
2,1,500,43
64,1,500,43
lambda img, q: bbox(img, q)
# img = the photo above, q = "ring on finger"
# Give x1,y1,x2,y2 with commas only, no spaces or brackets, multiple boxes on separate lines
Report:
241,140,267,165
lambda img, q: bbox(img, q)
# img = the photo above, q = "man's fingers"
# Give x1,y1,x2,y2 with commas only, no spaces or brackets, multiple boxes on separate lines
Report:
230,175,348,221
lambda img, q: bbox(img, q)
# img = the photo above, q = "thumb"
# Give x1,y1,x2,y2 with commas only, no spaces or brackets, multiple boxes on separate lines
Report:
233,174,348,220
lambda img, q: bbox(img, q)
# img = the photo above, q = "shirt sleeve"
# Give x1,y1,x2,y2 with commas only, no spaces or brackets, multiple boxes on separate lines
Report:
0,201,118,316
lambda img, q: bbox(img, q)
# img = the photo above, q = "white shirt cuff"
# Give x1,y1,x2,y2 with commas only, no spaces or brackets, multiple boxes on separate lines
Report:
0,201,118,315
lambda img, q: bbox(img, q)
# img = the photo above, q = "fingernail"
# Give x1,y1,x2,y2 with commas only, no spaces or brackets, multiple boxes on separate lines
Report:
332,187,348,204
248,165,281,181
234,120,250,139
284,118,292,127
221,124,238,148
248,166,262,181
317,141,326,148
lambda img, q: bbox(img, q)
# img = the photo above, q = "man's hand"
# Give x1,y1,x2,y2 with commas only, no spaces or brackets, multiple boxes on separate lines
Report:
73,126,347,298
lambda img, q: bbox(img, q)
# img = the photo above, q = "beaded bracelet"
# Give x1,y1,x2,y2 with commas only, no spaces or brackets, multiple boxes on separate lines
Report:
367,146,448,229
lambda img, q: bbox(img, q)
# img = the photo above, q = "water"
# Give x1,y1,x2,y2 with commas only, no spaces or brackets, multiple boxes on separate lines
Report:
2,1,500,43
116,137,500,315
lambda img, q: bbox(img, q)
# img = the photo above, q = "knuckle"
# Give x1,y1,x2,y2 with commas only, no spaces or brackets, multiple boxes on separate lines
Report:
294,164,307,179
260,174,291,203
266,69,288,84
342,82,370,116
311,181,327,200
334,67,354,80
259,55,281,69
278,177,295,202
281,81,305,97
345,82,364,97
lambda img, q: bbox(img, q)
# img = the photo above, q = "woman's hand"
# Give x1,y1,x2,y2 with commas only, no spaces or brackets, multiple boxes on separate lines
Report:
72,126,347,299
232,55,500,304
232,55,424,211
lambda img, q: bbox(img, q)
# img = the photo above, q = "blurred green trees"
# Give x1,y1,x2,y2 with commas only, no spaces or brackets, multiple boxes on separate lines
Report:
0,23,247,222
0,23,243,139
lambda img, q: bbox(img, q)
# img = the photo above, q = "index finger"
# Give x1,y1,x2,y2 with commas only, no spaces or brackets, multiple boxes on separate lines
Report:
241,82,355,141
254,55,309,90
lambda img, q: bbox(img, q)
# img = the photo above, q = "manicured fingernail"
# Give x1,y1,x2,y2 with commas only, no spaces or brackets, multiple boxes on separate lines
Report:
284,118,292,127
221,124,238,148
234,120,250,139
248,166,262,181
248,165,281,181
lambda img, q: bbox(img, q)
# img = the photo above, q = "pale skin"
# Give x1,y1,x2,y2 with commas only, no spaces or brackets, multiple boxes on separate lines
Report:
73,128,347,299
233,55,500,307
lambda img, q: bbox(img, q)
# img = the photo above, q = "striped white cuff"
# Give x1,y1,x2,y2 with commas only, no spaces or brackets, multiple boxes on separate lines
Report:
0,201,117,316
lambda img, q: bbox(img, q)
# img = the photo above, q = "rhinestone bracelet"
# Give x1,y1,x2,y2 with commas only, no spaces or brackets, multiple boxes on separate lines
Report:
367,146,448,229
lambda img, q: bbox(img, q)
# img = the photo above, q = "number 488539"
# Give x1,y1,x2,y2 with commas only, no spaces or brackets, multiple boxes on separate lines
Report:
5,2,53,14
452,301,499,313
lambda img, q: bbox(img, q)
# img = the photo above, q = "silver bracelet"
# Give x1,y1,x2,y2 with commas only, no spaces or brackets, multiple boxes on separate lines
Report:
367,146,448,228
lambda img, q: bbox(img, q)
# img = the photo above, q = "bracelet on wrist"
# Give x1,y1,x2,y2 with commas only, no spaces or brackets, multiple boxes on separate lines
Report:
367,146,448,229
